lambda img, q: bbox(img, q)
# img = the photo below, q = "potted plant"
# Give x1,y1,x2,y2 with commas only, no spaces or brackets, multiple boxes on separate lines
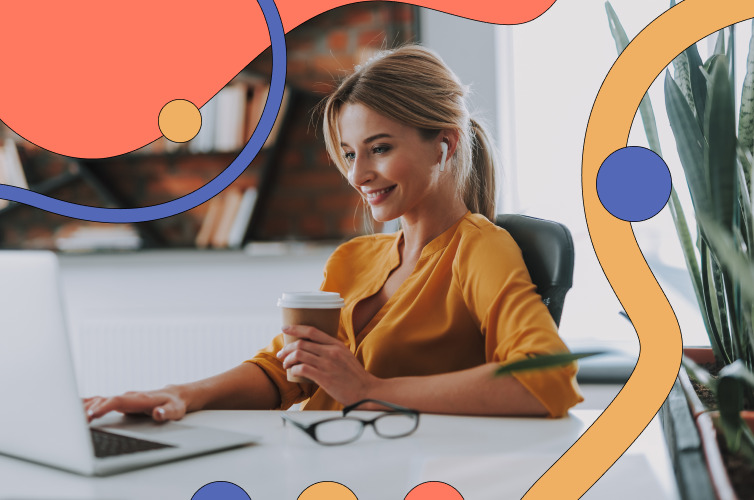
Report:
606,2,754,498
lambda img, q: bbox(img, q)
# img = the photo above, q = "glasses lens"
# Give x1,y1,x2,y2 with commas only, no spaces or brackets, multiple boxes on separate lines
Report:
314,418,364,445
373,412,418,438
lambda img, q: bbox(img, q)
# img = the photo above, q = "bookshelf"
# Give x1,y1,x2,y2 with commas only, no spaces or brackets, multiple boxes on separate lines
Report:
0,2,419,251
0,73,296,252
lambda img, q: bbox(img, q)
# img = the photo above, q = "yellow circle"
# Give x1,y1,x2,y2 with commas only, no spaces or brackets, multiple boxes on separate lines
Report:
158,99,201,143
298,481,357,500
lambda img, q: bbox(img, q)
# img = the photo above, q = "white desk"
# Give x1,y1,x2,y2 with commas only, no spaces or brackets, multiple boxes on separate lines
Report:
0,409,678,500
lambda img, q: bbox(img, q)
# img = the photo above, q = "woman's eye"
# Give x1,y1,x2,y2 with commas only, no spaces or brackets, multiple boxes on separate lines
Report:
372,145,390,154
343,151,355,161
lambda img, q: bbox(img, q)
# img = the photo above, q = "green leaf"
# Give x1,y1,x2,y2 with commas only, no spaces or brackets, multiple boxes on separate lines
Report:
704,55,738,231
672,52,696,114
637,95,663,154
605,2,663,155
739,20,754,158
681,355,717,391
665,72,709,216
701,242,729,363
604,2,630,56
729,25,736,97
716,361,754,461
698,214,754,311
686,40,708,126
669,191,720,359
494,351,606,377
721,360,754,387
710,243,734,360
736,150,754,251
713,29,726,57
668,190,703,309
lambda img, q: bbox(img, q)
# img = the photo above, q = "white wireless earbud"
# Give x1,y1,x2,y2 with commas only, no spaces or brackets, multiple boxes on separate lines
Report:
439,141,448,172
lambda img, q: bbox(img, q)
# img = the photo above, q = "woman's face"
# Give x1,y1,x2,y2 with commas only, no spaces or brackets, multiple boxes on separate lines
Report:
337,102,445,223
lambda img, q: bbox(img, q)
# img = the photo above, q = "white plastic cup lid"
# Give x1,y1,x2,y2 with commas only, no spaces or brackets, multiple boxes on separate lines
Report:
277,291,344,309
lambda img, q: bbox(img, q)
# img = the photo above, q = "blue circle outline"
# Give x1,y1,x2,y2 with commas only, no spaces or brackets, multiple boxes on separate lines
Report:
0,0,286,223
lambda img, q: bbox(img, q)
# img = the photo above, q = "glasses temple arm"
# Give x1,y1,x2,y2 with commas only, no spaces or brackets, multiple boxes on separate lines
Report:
342,398,418,416
281,415,310,431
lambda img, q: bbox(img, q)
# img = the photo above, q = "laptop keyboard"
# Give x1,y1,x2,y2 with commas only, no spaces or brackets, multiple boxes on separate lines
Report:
90,428,175,458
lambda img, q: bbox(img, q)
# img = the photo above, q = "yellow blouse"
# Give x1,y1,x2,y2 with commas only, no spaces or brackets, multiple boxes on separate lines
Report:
246,211,583,416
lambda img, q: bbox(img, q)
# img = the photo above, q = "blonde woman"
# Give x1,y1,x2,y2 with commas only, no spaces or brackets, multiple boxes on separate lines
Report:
85,45,583,422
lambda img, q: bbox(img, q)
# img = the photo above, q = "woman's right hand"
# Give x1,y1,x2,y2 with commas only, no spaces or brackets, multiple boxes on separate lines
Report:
83,385,188,423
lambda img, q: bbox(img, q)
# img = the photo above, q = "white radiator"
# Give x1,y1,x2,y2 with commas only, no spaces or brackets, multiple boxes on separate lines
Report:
71,314,281,397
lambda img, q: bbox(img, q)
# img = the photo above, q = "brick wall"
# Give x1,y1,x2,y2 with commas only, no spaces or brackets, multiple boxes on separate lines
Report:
0,2,417,249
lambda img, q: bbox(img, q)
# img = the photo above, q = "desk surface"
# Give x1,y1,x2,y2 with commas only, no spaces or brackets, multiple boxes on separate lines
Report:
0,409,678,500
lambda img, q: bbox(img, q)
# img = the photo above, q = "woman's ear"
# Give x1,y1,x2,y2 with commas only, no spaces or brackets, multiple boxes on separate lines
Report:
438,129,460,166
437,129,459,171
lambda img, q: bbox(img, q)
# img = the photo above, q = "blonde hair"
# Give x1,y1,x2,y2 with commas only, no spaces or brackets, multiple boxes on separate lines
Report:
322,44,498,221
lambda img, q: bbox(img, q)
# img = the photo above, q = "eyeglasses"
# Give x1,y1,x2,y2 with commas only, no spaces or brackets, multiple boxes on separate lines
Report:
281,399,420,446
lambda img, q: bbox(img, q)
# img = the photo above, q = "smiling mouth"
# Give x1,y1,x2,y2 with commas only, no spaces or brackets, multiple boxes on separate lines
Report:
365,186,396,199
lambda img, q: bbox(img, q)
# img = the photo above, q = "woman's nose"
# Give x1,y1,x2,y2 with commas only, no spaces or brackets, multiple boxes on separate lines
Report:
348,157,374,187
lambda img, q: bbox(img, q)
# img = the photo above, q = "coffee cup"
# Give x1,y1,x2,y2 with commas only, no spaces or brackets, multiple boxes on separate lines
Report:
277,291,345,384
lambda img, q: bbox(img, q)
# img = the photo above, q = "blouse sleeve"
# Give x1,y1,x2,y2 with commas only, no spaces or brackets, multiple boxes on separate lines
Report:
454,226,583,417
244,333,318,410
243,243,351,410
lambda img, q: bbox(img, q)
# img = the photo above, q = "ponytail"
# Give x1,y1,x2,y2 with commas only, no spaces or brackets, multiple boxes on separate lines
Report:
464,118,497,221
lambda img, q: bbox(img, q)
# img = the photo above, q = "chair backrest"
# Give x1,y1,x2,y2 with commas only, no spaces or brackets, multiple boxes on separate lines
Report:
494,214,575,326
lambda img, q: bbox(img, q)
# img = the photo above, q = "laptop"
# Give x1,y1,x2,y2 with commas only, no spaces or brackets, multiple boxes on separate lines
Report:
0,251,258,476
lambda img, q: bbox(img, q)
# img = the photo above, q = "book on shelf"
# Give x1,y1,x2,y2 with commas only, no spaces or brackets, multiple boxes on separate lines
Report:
0,139,29,209
264,85,290,149
163,136,182,153
244,84,291,149
188,95,218,153
210,188,244,249
195,193,225,249
227,187,258,249
4,139,28,189
0,143,7,210
244,83,268,145
54,224,142,252
184,79,289,155
214,83,247,152
195,187,258,249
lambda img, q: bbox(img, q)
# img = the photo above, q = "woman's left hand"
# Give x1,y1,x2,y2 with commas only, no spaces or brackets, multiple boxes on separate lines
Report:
276,325,379,405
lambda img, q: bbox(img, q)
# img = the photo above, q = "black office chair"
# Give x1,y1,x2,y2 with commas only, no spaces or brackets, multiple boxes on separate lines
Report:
494,214,575,327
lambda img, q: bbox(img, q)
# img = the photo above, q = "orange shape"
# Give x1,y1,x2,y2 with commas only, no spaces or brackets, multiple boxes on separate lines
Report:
159,99,201,143
0,0,559,158
298,481,357,500
405,481,463,500
0,1,267,158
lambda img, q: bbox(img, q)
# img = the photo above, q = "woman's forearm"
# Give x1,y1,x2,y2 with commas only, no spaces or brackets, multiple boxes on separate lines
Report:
364,362,549,417
176,362,281,412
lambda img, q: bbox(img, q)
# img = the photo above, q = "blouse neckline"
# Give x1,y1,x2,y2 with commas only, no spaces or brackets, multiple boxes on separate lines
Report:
350,211,473,344
391,210,472,262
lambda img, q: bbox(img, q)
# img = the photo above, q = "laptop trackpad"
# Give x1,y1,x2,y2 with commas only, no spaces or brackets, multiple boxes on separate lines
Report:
97,419,194,436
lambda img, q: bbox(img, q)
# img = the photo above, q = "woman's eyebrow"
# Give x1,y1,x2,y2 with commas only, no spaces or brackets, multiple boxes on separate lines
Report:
340,133,393,148
363,133,392,144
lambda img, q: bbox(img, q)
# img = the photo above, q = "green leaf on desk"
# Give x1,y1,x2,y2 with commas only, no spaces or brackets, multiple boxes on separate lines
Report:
681,354,717,390
716,361,754,462
494,351,606,377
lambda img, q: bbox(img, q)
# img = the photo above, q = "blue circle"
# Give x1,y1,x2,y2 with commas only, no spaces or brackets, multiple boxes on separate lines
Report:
596,146,672,222
0,0,287,223
191,481,251,500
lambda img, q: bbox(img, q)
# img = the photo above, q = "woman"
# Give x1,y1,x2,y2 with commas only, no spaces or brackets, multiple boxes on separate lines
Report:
85,45,583,422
